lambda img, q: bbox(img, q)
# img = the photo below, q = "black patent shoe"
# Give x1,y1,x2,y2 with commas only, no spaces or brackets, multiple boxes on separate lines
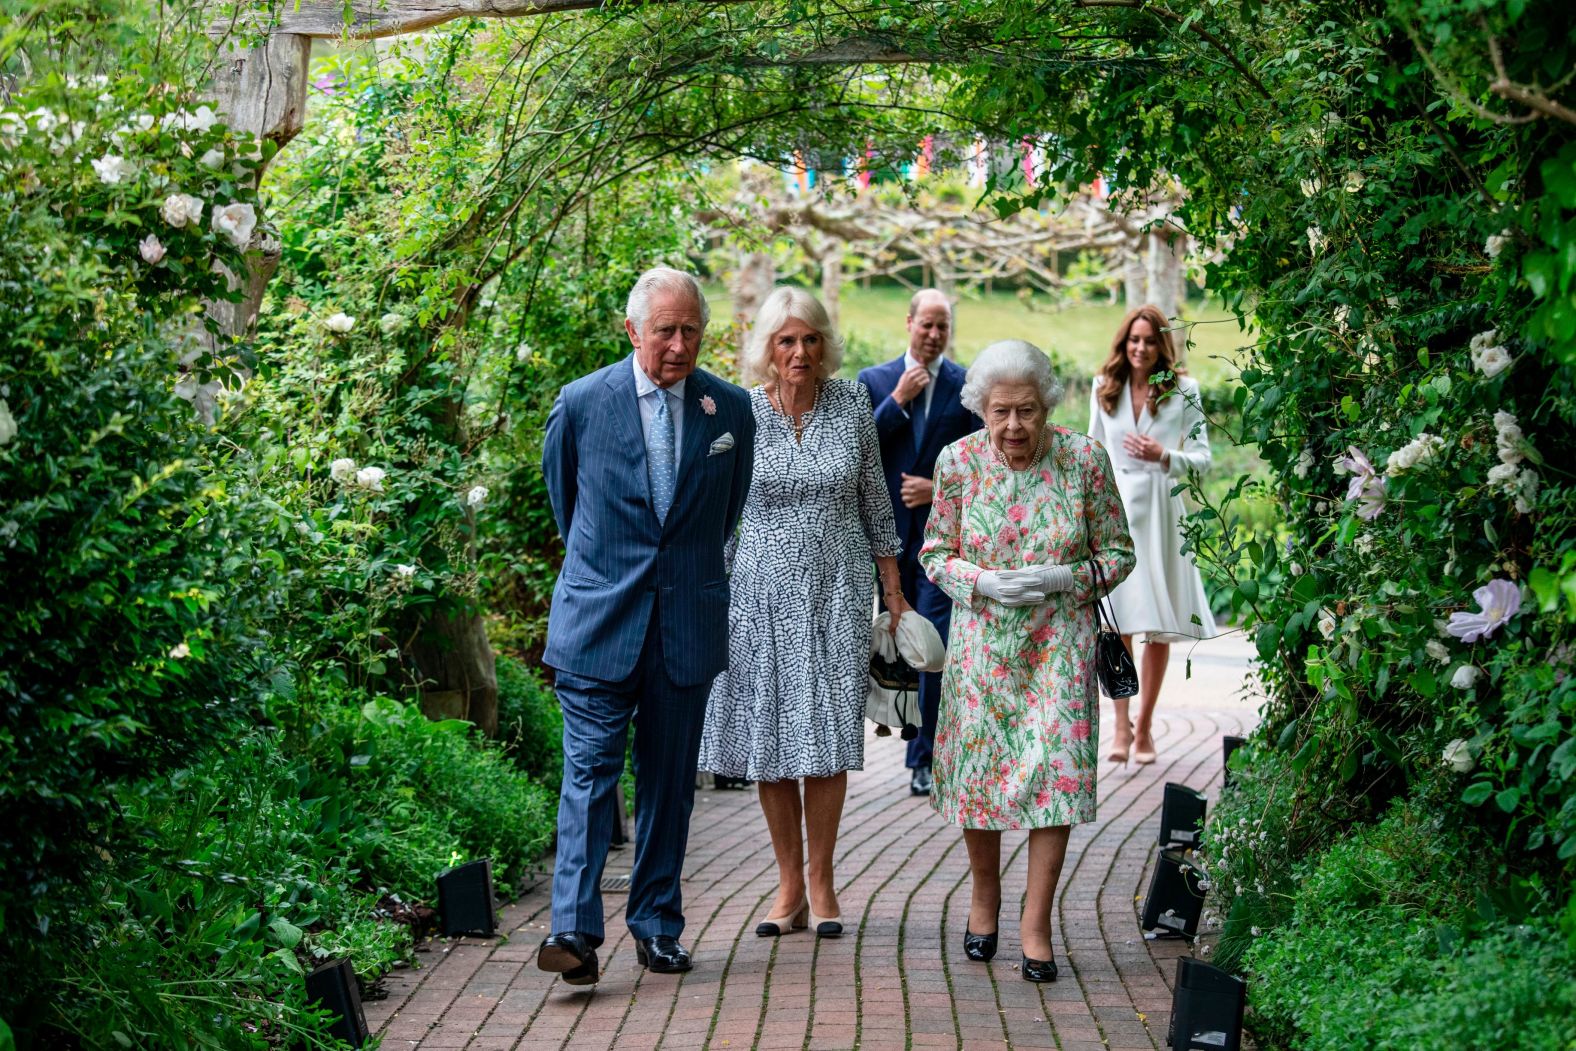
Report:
538,932,599,985
636,934,692,973
1020,953,1058,983
909,766,933,796
963,907,1000,962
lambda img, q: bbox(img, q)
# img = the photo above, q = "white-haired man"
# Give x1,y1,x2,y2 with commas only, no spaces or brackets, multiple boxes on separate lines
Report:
538,267,756,984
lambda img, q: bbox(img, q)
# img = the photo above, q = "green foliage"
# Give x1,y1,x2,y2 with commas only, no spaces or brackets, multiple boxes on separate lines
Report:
0,0,272,1002
496,655,565,789
294,691,555,893
1238,792,1576,1050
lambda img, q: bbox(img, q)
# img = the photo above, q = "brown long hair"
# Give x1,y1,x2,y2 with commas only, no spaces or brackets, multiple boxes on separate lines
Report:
1095,305,1186,416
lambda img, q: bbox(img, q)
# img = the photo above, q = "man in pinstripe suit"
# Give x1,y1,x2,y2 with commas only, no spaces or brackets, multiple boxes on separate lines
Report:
537,268,755,986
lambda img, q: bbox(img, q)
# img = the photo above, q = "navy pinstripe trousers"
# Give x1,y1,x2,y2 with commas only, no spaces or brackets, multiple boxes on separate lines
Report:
550,607,711,944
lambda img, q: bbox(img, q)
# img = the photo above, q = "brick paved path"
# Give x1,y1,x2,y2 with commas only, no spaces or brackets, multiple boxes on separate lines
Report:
368,641,1257,1051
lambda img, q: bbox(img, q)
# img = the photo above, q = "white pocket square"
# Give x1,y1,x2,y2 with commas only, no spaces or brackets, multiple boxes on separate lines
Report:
708,432,735,456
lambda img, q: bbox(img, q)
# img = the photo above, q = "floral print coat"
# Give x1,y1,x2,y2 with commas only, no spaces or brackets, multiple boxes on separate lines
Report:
919,427,1135,830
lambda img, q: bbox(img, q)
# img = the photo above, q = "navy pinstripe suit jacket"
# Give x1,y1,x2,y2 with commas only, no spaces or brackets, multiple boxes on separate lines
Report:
541,356,755,687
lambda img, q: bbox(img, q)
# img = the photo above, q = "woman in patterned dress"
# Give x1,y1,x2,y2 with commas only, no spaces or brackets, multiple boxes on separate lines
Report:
919,339,1135,981
699,287,911,940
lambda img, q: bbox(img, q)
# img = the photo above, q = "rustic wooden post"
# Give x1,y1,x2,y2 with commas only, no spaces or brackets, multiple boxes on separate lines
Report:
208,32,312,340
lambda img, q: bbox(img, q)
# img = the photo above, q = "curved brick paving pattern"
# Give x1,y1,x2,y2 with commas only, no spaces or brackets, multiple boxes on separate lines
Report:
366,635,1259,1051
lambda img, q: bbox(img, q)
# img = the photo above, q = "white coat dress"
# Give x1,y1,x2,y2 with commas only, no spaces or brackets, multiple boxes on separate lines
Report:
1087,376,1218,643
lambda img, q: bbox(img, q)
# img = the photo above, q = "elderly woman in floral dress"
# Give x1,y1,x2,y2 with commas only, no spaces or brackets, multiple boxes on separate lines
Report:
919,339,1135,982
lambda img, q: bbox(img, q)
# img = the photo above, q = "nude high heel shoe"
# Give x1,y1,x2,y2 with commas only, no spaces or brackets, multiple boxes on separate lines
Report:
1108,720,1134,764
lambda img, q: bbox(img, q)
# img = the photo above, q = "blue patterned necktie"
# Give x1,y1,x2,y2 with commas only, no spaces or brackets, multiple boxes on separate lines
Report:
649,388,676,523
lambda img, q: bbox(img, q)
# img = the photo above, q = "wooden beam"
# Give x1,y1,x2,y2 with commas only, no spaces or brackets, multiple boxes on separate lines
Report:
250,0,737,40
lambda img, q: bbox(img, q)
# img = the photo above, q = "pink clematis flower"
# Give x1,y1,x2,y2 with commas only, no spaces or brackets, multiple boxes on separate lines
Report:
1334,445,1386,519
1446,578,1523,643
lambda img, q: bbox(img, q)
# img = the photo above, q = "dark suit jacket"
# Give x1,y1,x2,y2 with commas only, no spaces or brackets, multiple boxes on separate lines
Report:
857,356,983,579
541,356,755,687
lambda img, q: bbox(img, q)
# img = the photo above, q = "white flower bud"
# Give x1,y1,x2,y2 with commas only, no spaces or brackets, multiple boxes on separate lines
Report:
324,312,357,334
1441,738,1474,774
138,234,166,265
1450,665,1481,690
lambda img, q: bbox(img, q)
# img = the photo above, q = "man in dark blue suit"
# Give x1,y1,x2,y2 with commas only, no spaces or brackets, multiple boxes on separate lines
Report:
537,268,755,985
858,289,983,797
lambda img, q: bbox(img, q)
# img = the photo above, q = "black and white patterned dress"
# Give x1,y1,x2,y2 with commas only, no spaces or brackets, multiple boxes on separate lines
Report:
699,378,901,781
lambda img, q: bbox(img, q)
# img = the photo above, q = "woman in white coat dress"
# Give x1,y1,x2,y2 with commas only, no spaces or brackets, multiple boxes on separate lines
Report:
1087,305,1217,765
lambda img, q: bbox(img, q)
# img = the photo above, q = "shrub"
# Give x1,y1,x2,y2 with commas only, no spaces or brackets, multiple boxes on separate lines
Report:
496,655,565,788
1240,794,1575,1050
296,691,556,893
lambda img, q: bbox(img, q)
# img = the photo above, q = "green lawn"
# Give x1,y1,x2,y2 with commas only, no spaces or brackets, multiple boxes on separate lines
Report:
704,283,1256,388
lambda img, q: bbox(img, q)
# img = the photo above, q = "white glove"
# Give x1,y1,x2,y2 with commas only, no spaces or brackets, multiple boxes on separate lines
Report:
998,564,1076,596
974,569,1046,607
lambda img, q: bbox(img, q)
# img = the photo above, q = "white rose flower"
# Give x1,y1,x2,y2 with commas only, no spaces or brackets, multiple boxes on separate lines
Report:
1473,344,1512,379
211,202,257,250
294,520,312,536
515,342,532,363
395,563,417,578
169,642,191,659
0,399,15,446
91,154,132,185
1493,410,1521,439
1426,639,1450,664
1486,462,1520,486
161,192,205,228
324,312,356,334
379,312,407,336
1300,177,1321,198
138,234,166,265
1450,665,1482,690
1307,225,1328,255
355,465,386,492
466,485,489,508
1385,433,1446,476
1332,304,1350,332
1344,171,1366,193
1318,611,1337,639
1441,739,1474,774
1293,448,1314,480
329,457,357,484
1515,468,1539,514
1470,329,1499,352
1485,232,1508,259
178,105,218,133
1355,533,1374,554
200,147,225,169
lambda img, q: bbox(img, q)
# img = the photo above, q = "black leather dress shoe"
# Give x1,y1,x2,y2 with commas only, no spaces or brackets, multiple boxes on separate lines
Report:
909,766,933,796
538,932,599,985
636,934,692,973
1021,953,1058,982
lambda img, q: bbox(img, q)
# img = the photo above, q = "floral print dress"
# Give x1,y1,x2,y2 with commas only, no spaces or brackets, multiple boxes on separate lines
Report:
919,427,1135,830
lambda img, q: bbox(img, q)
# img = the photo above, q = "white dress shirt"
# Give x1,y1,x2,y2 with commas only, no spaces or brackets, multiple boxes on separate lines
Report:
632,355,685,456
902,351,943,417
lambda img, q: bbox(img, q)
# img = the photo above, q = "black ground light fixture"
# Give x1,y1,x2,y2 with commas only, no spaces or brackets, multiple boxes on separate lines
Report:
1157,783,1208,849
1222,735,1246,788
1140,847,1207,938
304,957,369,1048
437,858,498,937
1167,957,1246,1050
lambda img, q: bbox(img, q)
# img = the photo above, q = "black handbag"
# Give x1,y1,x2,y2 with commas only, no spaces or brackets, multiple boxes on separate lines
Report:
1090,552,1140,699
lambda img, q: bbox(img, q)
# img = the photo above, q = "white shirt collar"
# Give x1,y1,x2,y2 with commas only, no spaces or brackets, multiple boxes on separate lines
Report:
904,351,943,378
632,355,686,401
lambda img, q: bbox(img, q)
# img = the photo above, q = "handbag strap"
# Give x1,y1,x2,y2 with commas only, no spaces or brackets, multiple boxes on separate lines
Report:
1088,544,1124,636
